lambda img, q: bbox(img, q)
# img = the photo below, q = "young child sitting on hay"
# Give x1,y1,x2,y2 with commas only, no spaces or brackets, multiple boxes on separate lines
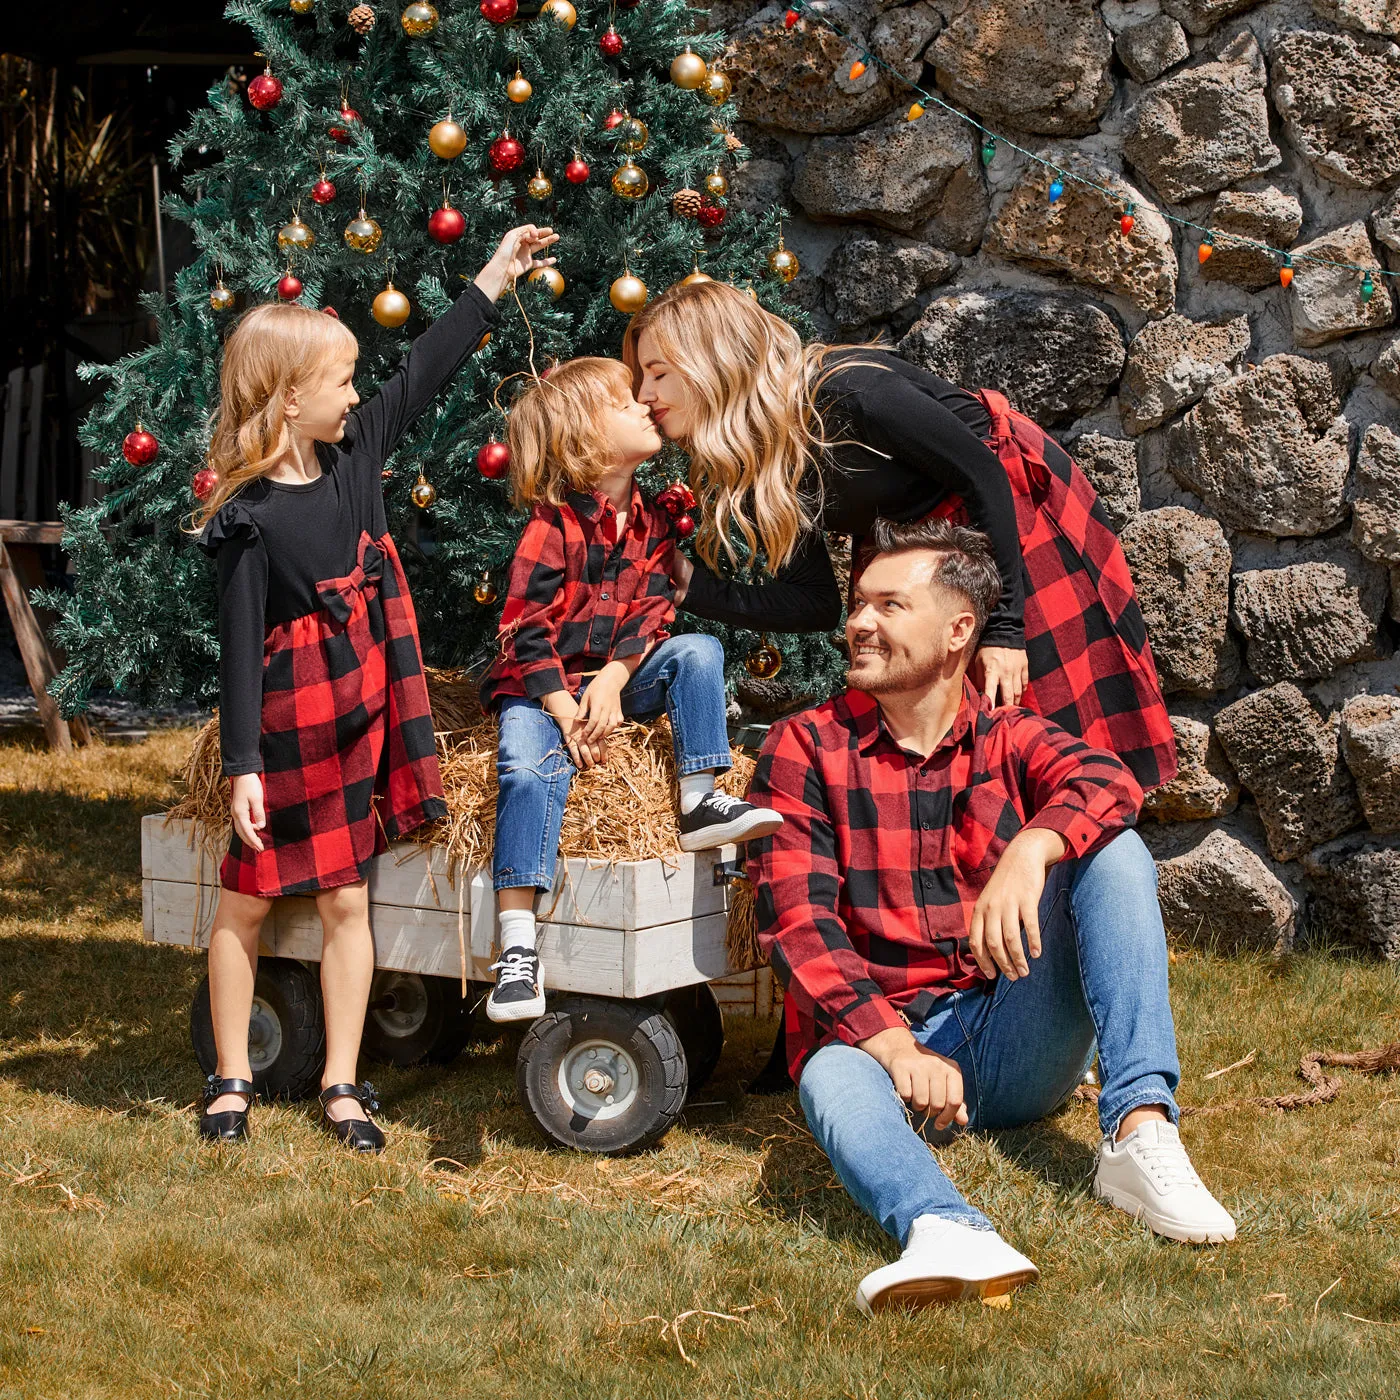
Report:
477,357,783,1022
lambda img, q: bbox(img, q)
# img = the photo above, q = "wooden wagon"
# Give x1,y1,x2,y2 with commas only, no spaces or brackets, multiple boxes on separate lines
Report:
142,814,754,1153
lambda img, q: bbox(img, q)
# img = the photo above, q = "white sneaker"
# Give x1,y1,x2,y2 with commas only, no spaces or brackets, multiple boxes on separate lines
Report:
1094,1118,1236,1244
855,1216,1039,1317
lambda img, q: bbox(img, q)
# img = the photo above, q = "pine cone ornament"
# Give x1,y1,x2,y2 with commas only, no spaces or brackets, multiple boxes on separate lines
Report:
348,4,376,33
672,187,703,219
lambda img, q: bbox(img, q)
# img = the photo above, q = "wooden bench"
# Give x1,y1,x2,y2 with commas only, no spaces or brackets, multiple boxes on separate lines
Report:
0,519,91,751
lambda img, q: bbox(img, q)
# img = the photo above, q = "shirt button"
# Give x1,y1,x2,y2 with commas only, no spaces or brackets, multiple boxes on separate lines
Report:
600,592,610,600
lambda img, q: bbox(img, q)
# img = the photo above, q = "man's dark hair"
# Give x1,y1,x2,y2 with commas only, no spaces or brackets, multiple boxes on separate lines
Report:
859,517,1002,638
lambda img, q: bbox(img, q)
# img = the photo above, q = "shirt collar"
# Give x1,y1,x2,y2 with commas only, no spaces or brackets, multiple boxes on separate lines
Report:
565,480,643,524
849,676,985,757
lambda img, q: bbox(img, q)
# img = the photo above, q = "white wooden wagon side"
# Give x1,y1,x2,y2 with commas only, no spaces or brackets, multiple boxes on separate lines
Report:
142,814,754,1153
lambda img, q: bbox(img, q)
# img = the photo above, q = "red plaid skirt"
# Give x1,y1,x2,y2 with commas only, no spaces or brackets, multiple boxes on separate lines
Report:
221,530,446,897
928,389,1176,790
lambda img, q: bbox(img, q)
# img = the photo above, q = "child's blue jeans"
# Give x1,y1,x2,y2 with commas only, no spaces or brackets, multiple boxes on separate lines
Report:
493,634,732,892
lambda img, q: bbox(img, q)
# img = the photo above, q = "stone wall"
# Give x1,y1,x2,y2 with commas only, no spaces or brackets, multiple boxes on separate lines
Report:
707,0,1400,958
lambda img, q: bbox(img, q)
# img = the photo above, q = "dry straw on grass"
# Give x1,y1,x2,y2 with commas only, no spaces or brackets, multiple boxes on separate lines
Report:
166,668,764,969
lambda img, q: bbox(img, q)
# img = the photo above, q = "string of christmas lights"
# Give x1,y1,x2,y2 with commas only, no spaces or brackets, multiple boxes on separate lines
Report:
783,0,1395,298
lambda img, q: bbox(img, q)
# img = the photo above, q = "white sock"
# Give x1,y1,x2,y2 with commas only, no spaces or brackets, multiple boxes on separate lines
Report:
498,907,538,953
678,770,716,815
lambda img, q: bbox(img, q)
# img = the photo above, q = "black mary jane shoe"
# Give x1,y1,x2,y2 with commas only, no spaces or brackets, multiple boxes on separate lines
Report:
198,1075,255,1143
318,1081,386,1154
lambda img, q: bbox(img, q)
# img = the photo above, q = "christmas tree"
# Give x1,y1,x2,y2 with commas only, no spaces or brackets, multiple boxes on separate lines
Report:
43,0,845,719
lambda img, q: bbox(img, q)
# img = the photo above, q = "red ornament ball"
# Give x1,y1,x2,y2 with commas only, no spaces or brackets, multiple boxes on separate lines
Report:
322,306,340,319
329,104,360,144
617,0,641,8
565,158,591,184
192,467,218,500
603,109,626,130
673,514,696,539
480,0,517,19
476,439,511,479
697,201,727,229
122,427,159,467
428,203,467,244
277,273,303,301
247,72,283,112
488,134,526,173
599,27,624,57
311,177,337,205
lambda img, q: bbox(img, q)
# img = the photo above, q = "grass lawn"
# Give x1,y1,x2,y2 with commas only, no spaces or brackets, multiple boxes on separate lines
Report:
2,728,1399,1400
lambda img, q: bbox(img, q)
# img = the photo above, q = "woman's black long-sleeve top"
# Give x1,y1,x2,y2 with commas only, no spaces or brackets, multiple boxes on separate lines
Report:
678,349,1027,650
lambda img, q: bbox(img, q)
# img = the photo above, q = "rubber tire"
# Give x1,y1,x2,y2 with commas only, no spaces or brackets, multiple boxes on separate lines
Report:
190,956,325,1101
662,983,725,1094
516,996,688,1156
361,971,478,1067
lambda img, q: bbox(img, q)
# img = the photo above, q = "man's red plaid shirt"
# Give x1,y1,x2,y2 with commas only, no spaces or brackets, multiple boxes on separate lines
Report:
746,680,1143,1079
480,482,677,709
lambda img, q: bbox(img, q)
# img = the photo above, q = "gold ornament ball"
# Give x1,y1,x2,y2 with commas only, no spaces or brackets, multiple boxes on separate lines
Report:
617,116,649,153
372,282,412,328
768,246,800,283
507,74,533,103
527,170,553,200
209,284,236,311
680,269,712,286
400,2,439,36
741,280,759,301
277,216,315,252
344,211,383,253
670,47,708,90
290,0,314,13
428,118,467,159
611,159,648,200
410,475,437,509
701,71,732,106
476,330,493,351
745,641,784,680
528,266,566,299
473,574,498,605
704,169,728,198
541,0,576,26
609,272,648,313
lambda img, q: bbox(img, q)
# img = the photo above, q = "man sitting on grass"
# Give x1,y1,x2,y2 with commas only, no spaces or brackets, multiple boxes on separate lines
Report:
745,517,1235,1315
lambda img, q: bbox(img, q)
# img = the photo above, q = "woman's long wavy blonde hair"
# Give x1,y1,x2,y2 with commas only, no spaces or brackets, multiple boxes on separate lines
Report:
621,280,886,574
191,302,358,530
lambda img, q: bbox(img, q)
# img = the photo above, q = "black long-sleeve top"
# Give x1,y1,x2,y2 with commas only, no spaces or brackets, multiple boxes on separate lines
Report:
679,349,1026,649
199,283,500,776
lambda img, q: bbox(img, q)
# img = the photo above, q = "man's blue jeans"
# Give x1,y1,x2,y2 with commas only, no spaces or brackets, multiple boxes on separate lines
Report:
798,830,1181,1245
493,633,733,891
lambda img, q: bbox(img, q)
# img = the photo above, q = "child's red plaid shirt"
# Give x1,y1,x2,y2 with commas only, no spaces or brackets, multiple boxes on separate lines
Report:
480,482,677,708
746,680,1143,1079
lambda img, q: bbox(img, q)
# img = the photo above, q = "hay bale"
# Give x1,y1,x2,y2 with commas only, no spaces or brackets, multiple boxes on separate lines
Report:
168,668,767,963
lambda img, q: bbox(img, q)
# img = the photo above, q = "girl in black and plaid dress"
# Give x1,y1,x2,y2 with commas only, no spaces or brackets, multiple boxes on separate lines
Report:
192,225,558,1150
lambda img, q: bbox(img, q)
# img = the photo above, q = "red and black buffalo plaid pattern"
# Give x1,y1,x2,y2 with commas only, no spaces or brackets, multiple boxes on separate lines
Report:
932,389,1176,791
221,529,445,898
746,679,1143,1079
480,482,677,709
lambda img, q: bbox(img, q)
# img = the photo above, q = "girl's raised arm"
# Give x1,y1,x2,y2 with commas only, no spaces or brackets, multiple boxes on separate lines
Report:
351,224,559,463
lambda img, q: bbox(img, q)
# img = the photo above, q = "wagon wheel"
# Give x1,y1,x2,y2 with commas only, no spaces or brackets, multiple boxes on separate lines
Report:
361,971,479,1067
662,983,725,1094
516,996,688,1155
190,957,324,1101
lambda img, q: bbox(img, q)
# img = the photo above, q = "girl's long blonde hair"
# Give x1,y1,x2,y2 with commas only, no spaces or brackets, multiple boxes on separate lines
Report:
192,302,358,530
620,280,885,574
506,356,636,509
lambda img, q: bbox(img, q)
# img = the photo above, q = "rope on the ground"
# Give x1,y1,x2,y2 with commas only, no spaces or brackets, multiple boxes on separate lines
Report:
1181,1041,1400,1116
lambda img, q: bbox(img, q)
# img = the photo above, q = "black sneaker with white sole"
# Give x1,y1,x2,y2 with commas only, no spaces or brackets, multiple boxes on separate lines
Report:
486,947,546,1023
677,792,785,852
